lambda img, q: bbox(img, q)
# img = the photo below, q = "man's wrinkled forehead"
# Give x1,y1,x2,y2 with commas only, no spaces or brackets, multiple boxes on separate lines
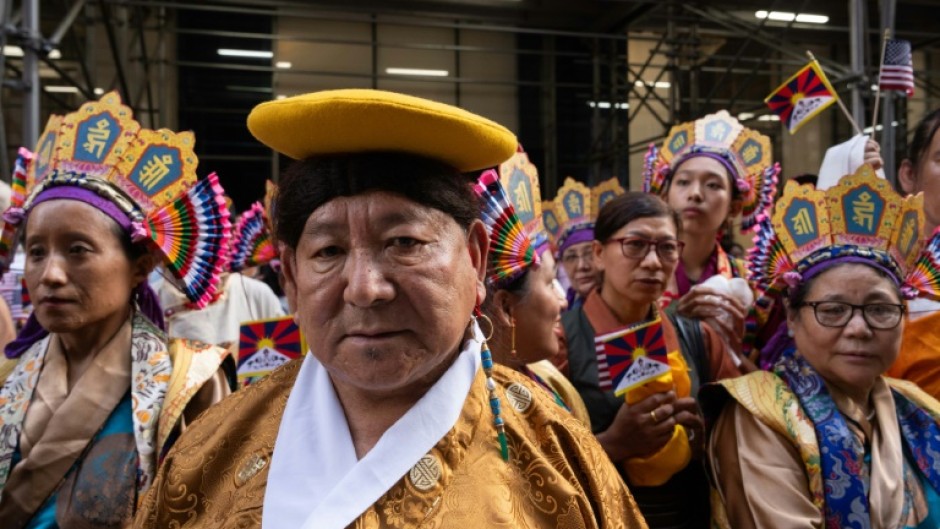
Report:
301,191,446,236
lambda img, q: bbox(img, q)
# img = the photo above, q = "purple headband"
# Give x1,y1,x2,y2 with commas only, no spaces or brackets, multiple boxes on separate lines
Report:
4,185,167,359
558,226,595,256
30,185,136,232
784,255,901,302
673,152,746,192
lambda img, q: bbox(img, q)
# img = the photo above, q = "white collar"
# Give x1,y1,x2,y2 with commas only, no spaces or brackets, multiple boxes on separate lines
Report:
263,325,482,529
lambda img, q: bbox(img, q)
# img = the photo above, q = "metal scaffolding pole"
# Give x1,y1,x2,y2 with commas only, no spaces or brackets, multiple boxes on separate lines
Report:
880,0,897,185
0,0,13,181
22,0,40,148
849,0,866,128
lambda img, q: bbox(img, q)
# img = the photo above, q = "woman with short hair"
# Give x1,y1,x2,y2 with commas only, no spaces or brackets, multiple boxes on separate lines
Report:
564,191,740,529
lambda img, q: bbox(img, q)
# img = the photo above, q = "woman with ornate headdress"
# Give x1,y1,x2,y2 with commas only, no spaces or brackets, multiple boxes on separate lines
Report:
705,165,940,528
474,168,589,426
644,111,779,360
0,92,233,528
136,89,647,529
543,176,625,313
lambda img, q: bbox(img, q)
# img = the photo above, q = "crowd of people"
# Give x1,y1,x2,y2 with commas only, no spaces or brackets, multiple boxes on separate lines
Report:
0,85,938,529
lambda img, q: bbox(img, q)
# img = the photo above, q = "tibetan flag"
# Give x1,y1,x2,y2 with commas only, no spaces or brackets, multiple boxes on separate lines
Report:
594,318,670,397
237,315,306,386
878,39,915,97
765,60,838,134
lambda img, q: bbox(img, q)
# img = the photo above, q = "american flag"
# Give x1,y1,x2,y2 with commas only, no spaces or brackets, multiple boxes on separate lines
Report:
879,39,915,97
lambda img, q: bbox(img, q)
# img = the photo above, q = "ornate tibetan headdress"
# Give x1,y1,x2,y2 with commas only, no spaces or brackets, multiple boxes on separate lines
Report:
553,177,592,255
643,110,780,231
474,170,540,287
231,181,278,272
0,91,231,308
498,148,548,255
749,164,940,300
593,177,626,216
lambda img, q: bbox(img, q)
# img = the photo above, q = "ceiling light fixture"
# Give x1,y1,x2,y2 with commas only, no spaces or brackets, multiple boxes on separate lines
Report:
217,48,273,59
755,10,828,24
386,67,449,77
3,45,62,59
44,85,79,93
634,80,671,89
587,101,628,110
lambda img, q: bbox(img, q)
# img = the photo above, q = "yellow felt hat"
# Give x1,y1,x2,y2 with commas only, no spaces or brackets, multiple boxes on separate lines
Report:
247,89,518,172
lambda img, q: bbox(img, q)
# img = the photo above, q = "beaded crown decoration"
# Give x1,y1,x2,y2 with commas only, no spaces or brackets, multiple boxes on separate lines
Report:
643,110,779,231
498,148,548,255
0,91,231,308
553,177,593,249
592,177,626,217
474,170,540,287
749,164,940,300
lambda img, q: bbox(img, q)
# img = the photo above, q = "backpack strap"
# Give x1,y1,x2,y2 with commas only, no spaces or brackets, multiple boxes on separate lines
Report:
666,312,709,395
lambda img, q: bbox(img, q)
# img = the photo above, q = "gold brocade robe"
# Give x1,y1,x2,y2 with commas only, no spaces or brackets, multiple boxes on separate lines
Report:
135,357,648,529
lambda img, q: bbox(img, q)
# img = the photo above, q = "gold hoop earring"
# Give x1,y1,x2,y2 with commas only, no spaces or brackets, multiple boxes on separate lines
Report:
510,317,517,357
476,312,495,342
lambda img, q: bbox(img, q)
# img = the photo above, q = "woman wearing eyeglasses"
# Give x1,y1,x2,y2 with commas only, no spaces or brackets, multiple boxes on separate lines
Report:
706,166,940,528
563,191,741,529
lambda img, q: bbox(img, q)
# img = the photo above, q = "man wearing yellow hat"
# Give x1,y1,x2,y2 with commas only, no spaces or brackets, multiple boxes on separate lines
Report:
135,89,647,529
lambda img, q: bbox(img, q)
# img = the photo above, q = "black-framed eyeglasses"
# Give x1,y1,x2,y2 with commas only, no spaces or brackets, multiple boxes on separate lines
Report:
799,301,906,330
606,237,685,263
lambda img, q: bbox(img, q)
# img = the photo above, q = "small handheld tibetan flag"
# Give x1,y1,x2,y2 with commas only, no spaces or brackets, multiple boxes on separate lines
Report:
878,39,915,97
595,318,670,397
238,315,306,386
765,60,838,134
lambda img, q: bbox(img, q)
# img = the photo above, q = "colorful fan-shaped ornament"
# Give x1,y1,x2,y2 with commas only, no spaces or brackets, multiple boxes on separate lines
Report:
138,172,231,308
231,202,276,271
474,169,539,287
0,148,32,270
905,227,940,299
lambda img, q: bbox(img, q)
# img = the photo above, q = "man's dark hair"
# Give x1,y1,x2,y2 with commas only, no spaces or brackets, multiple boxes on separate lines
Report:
275,152,479,249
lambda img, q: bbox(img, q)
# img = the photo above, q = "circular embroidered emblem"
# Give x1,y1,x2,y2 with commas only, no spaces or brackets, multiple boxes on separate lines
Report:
505,382,533,413
235,453,268,487
409,454,442,491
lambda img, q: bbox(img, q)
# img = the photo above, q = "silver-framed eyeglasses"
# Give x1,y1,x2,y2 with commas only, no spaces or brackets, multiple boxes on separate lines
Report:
607,237,684,263
799,301,906,330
